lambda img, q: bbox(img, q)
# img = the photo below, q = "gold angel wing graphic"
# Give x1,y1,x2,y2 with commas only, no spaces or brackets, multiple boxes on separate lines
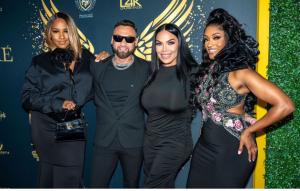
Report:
135,0,195,61
39,0,95,54
39,0,194,59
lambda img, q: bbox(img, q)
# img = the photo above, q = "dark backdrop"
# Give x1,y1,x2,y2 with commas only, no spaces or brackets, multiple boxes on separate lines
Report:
0,0,256,188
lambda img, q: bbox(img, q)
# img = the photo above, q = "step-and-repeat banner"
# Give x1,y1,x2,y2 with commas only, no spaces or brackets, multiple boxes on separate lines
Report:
0,0,256,188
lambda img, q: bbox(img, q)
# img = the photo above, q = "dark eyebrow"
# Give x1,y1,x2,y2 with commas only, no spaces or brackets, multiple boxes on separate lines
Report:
167,38,176,41
51,27,67,30
155,38,176,42
203,33,222,40
212,33,222,36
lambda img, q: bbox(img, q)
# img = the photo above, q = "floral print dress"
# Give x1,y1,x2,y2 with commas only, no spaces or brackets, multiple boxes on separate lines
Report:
195,63,255,139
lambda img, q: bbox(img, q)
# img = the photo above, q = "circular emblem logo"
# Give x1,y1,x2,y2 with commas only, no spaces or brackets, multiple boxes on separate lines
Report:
75,0,96,12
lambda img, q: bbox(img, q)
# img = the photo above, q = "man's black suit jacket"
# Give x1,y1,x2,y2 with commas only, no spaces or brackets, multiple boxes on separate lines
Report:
90,55,150,148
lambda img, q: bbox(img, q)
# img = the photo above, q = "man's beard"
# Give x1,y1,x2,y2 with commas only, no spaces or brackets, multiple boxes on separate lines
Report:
113,46,136,59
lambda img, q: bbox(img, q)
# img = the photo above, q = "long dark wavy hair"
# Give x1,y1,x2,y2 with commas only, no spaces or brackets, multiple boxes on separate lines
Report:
190,8,259,115
143,23,198,98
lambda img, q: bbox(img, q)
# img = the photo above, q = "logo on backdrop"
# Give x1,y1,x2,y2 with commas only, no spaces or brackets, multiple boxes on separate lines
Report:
75,0,96,19
31,143,39,162
120,0,142,10
0,111,6,121
0,144,10,155
0,45,13,63
0,113,9,156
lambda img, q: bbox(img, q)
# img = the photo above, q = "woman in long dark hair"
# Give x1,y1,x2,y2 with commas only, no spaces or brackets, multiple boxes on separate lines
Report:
21,12,94,188
141,23,198,188
187,8,294,188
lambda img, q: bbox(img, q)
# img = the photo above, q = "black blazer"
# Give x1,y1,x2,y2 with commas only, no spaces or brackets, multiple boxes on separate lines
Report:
22,49,94,114
90,56,150,148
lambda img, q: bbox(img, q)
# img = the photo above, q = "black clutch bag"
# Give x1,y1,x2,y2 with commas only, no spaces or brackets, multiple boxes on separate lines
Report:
51,109,87,142
55,117,87,142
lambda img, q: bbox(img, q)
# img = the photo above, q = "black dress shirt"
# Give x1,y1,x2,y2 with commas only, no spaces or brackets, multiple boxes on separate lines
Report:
22,49,94,114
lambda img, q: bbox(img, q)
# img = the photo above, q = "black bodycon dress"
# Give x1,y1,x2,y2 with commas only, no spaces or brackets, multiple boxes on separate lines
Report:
141,65,193,188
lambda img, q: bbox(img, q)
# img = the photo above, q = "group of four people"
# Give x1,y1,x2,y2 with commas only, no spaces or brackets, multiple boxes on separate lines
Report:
21,9,294,188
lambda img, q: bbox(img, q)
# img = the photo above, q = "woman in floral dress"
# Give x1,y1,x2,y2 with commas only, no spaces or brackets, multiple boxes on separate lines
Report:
187,8,294,188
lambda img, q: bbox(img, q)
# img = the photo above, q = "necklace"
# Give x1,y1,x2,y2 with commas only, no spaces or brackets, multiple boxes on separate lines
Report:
112,56,134,70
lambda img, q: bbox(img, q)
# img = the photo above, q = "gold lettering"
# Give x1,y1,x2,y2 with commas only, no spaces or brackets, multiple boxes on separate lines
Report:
32,150,40,161
120,0,127,9
125,0,132,7
0,144,10,155
120,0,142,9
133,0,141,7
0,46,13,62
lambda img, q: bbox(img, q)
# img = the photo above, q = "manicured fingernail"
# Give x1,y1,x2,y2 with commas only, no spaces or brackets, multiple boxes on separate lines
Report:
238,151,241,155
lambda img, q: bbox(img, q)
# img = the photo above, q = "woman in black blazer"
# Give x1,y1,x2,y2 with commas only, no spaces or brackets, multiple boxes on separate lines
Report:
21,12,94,188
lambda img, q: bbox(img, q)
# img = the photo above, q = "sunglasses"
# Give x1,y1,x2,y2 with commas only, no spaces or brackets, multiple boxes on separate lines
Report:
113,35,136,43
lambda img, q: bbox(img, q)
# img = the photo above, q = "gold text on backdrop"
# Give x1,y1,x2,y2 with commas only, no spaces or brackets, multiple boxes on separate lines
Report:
0,46,13,62
120,0,142,10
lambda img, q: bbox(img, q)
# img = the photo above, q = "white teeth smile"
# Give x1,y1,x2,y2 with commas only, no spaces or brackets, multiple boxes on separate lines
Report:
161,54,171,59
208,49,217,54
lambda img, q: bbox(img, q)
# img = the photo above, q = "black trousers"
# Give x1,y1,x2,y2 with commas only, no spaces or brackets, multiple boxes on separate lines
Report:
38,161,84,188
90,139,143,188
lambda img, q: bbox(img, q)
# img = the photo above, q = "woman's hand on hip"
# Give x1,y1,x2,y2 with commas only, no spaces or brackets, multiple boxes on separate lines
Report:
238,129,257,162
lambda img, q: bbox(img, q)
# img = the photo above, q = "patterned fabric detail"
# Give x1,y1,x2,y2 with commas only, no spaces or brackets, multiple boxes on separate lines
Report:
196,63,256,140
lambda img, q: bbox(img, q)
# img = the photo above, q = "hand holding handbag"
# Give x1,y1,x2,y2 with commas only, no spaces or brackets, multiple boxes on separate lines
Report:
52,51,87,142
